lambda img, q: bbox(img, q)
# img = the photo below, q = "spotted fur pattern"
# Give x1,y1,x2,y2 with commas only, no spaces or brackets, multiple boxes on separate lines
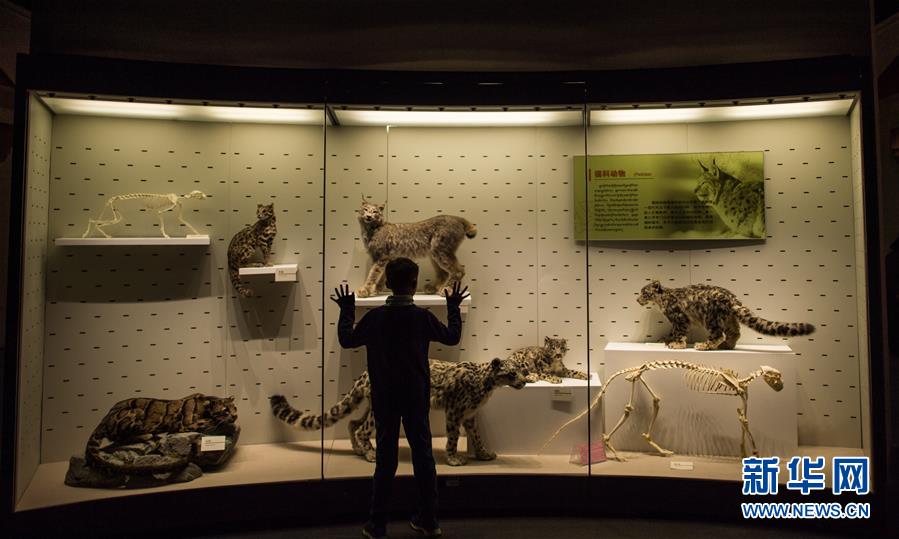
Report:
637,280,815,350
85,394,238,474
228,203,277,297
695,159,765,238
508,336,587,383
355,200,477,297
270,358,528,466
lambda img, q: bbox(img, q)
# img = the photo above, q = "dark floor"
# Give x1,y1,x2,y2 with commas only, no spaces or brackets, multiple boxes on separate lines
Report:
195,517,868,539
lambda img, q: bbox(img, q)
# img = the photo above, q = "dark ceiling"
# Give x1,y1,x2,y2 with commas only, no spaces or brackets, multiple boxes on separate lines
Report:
24,0,873,72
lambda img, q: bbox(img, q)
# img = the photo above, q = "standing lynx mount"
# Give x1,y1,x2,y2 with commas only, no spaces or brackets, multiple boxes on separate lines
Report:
228,203,277,297
637,281,815,350
355,198,477,298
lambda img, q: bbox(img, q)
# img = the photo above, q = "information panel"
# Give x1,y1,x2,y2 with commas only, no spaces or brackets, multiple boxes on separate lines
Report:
574,152,765,240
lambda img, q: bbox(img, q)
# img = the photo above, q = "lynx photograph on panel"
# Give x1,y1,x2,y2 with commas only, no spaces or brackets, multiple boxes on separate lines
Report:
574,151,765,240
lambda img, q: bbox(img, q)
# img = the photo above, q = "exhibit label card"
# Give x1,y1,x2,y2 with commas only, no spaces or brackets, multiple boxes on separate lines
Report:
574,152,765,240
200,435,227,452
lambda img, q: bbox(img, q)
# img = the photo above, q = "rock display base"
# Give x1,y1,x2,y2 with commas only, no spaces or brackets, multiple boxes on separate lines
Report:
65,428,239,489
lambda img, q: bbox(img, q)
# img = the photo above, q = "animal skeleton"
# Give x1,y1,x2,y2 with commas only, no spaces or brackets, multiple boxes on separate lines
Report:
82,191,207,238
543,360,784,461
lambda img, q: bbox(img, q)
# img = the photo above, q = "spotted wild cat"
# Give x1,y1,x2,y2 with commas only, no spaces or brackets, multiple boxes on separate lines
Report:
637,280,815,350
694,159,765,238
271,358,527,466
85,393,238,474
508,336,588,383
228,203,277,297
355,198,477,297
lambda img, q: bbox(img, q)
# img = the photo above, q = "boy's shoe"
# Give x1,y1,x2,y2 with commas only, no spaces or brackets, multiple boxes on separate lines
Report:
362,521,387,539
410,520,443,537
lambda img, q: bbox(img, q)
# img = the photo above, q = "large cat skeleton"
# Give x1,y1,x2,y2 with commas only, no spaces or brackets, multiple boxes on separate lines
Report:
543,360,784,460
82,191,207,238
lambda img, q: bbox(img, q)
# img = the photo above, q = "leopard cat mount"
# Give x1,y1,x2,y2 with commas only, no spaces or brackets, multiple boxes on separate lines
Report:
355,195,477,298
542,361,784,461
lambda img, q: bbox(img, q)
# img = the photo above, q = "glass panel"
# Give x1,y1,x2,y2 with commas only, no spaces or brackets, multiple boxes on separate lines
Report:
322,106,592,479
585,97,871,483
16,95,327,510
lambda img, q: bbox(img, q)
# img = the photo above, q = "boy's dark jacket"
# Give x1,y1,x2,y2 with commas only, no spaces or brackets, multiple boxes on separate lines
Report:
338,299,462,407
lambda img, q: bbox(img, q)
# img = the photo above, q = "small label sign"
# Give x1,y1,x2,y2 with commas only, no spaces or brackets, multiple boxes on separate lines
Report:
551,388,573,402
200,435,226,452
670,461,694,471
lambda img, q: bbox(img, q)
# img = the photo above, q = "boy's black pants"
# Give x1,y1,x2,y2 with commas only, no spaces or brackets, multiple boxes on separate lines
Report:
369,396,438,531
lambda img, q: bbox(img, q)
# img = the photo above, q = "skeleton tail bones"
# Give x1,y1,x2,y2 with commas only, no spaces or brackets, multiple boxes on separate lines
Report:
539,360,780,460
82,191,207,238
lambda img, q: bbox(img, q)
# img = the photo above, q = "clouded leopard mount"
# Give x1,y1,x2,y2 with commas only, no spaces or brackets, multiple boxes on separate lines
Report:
355,196,477,298
637,281,815,350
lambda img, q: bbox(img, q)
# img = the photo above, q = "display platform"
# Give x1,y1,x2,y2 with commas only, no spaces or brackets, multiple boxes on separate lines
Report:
238,263,299,282
54,235,211,246
355,294,472,312
603,342,798,458
17,441,861,512
479,373,602,454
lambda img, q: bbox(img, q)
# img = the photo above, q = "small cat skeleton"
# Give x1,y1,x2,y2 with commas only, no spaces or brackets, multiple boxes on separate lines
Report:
82,191,207,238
543,360,783,460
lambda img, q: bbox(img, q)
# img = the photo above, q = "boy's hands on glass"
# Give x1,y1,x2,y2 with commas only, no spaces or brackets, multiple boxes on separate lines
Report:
331,283,355,309
444,281,470,307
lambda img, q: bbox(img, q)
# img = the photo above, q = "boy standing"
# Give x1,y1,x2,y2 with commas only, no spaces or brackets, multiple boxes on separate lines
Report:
332,257,469,539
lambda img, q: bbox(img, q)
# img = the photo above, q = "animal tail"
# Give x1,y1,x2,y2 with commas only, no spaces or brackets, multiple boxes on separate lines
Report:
733,305,815,337
84,427,107,470
229,264,253,297
270,372,369,430
463,219,477,239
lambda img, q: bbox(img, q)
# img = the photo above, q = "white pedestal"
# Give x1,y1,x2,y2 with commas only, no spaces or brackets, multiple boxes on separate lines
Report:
238,263,298,282
477,373,602,455
54,235,211,246
356,294,471,313
603,342,797,458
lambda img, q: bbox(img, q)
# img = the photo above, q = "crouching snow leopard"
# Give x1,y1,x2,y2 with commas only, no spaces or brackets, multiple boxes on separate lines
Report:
637,280,816,350
270,358,528,466
508,336,588,383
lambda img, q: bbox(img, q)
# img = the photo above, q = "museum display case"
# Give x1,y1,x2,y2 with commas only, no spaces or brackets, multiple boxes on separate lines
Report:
2,55,882,530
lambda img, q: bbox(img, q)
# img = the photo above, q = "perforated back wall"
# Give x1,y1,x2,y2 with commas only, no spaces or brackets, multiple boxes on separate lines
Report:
587,116,865,447
16,96,52,500
41,115,325,462
31,111,865,464
322,126,590,444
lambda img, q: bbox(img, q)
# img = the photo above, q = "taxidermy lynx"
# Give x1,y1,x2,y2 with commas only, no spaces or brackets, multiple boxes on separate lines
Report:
355,198,477,297
694,159,765,238
637,280,815,350
228,203,277,297
508,336,588,383
85,394,238,473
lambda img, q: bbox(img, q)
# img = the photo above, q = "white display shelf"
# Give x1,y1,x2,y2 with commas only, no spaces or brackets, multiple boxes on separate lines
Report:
238,263,298,282
355,293,472,312
479,372,602,454
605,342,793,354
54,235,211,246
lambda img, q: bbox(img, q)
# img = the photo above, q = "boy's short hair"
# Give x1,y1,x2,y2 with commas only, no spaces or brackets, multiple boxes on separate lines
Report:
385,257,419,288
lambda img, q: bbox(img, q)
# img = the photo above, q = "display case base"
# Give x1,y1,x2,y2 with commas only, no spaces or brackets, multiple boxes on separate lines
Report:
355,294,472,313
54,235,211,246
238,263,299,282
603,342,798,458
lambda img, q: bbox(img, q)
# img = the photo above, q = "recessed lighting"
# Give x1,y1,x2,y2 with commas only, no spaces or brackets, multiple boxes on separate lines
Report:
41,97,324,125
334,109,583,127
589,99,854,125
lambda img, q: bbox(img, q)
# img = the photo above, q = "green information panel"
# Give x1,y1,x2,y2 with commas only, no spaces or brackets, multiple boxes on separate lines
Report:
574,152,765,240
